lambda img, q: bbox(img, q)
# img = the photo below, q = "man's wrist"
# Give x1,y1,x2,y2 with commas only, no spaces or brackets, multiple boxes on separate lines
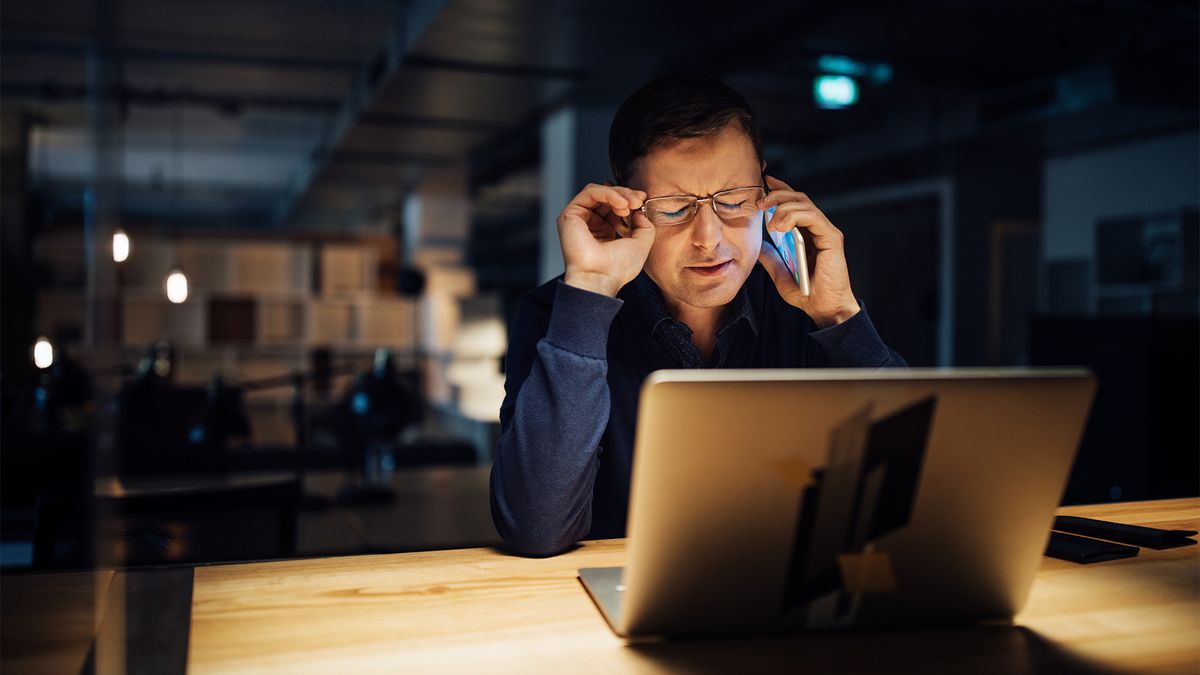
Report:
812,301,862,330
563,271,622,297
548,280,624,359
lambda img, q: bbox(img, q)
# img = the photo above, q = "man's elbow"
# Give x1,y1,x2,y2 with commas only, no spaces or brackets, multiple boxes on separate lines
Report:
490,500,588,558
500,531,578,558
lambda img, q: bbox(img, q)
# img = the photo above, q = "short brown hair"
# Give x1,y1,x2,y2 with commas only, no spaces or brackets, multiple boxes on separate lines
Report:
608,74,763,185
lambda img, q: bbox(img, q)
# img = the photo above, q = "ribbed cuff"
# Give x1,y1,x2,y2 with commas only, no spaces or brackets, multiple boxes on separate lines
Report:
807,300,894,367
544,280,624,359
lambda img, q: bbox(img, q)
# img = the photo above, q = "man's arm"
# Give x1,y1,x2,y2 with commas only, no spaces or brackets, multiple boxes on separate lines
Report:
804,300,908,368
755,177,909,368
492,181,652,557
490,280,624,557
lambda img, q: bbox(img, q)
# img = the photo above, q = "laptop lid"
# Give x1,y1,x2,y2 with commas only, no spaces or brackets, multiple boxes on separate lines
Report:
584,368,1095,638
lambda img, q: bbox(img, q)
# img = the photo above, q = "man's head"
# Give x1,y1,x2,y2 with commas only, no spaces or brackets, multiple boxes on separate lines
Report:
608,75,765,312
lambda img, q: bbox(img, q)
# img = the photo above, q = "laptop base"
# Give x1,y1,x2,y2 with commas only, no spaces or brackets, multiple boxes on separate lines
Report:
578,567,626,636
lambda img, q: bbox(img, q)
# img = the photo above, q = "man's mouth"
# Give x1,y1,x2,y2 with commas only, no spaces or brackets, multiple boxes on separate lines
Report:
686,259,733,276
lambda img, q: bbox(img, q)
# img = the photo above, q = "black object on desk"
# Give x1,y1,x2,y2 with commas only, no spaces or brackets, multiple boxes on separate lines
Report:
1054,516,1199,550
1046,531,1140,564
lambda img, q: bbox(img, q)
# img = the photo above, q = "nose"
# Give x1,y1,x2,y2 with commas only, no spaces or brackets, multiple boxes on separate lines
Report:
690,200,723,253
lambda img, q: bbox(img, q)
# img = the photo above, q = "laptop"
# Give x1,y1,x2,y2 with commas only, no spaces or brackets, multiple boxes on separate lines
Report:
578,368,1096,638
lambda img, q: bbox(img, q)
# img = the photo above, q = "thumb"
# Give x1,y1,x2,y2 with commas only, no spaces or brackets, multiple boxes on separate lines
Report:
626,212,656,246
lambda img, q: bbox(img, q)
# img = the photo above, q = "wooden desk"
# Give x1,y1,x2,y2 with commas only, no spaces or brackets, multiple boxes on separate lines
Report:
186,498,1199,674
0,570,115,675
3,499,1195,674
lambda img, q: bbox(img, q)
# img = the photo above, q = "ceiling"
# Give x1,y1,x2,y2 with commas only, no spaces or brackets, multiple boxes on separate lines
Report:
2,0,1196,232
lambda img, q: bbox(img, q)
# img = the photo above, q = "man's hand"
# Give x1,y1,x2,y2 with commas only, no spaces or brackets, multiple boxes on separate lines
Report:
757,175,861,329
558,183,656,297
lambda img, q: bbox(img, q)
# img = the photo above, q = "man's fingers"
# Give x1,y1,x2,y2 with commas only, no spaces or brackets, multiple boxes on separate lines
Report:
763,174,795,194
630,209,655,233
761,175,815,209
626,211,657,245
574,183,646,217
558,182,653,249
583,209,618,241
612,186,647,207
602,210,626,237
763,203,842,248
571,185,629,216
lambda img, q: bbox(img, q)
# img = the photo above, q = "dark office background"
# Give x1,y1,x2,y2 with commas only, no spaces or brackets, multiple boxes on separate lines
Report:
0,0,1196,577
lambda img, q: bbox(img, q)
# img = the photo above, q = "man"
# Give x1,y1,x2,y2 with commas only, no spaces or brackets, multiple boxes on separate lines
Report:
491,74,906,557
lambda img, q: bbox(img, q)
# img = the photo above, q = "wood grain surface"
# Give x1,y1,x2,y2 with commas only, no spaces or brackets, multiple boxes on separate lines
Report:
0,570,115,675
187,498,1200,674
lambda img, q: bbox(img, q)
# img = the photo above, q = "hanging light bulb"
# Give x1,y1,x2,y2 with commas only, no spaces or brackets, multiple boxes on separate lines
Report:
112,228,131,263
32,336,54,369
165,267,189,303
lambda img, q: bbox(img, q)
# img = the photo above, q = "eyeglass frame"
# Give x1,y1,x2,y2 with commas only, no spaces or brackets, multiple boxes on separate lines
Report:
636,181,768,226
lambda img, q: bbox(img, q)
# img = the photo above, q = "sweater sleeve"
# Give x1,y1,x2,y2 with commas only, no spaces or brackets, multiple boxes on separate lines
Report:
490,280,624,556
805,301,908,368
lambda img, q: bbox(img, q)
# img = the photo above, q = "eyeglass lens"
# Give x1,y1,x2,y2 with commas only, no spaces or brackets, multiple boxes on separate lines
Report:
643,187,764,226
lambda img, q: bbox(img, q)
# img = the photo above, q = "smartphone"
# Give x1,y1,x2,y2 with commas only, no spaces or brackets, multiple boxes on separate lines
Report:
764,208,811,296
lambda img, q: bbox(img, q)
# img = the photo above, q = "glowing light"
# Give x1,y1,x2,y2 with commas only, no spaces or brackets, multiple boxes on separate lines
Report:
817,55,863,77
817,55,892,85
814,75,859,109
165,269,189,303
33,336,54,369
352,391,370,415
871,63,893,85
112,229,130,263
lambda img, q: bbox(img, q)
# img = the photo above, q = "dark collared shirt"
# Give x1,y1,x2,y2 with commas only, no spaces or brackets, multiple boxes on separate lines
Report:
491,263,907,556
635,272,756,368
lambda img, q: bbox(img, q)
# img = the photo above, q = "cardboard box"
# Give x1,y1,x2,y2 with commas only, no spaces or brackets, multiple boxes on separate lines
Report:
179,241,233,292
233,243,307,294
123,298,205,348
308,299,355,345
321,244,376,295
258,299,306,346
357,297,416,350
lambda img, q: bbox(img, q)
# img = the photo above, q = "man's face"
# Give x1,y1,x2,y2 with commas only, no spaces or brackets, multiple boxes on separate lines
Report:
627,122,763,312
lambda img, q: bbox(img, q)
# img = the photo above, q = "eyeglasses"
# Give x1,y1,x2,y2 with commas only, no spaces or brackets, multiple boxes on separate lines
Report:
638,186,765,227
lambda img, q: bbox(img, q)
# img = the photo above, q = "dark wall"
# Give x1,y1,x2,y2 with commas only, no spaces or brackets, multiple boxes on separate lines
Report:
1,112,34,381
950,136,1043,366
1032,316,1200,503
789,131,1043,367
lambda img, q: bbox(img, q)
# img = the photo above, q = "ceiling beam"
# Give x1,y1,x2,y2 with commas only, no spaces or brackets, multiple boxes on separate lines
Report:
331,149,459,166
0,33,363,72
1,81,341,113
270,0,451,226
402,55,586,82
357,111,501,132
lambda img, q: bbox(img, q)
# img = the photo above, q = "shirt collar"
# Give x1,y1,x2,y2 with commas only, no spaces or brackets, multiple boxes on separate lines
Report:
633,270,758,338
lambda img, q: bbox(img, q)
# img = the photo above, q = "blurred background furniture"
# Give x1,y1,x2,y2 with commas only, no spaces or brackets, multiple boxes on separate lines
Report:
34,477,300,569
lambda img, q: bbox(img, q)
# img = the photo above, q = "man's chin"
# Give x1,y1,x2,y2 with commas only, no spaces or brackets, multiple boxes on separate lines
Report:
671,267,747,307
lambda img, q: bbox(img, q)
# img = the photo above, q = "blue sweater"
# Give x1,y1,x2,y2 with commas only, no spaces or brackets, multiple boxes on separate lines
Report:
490,264,907,556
